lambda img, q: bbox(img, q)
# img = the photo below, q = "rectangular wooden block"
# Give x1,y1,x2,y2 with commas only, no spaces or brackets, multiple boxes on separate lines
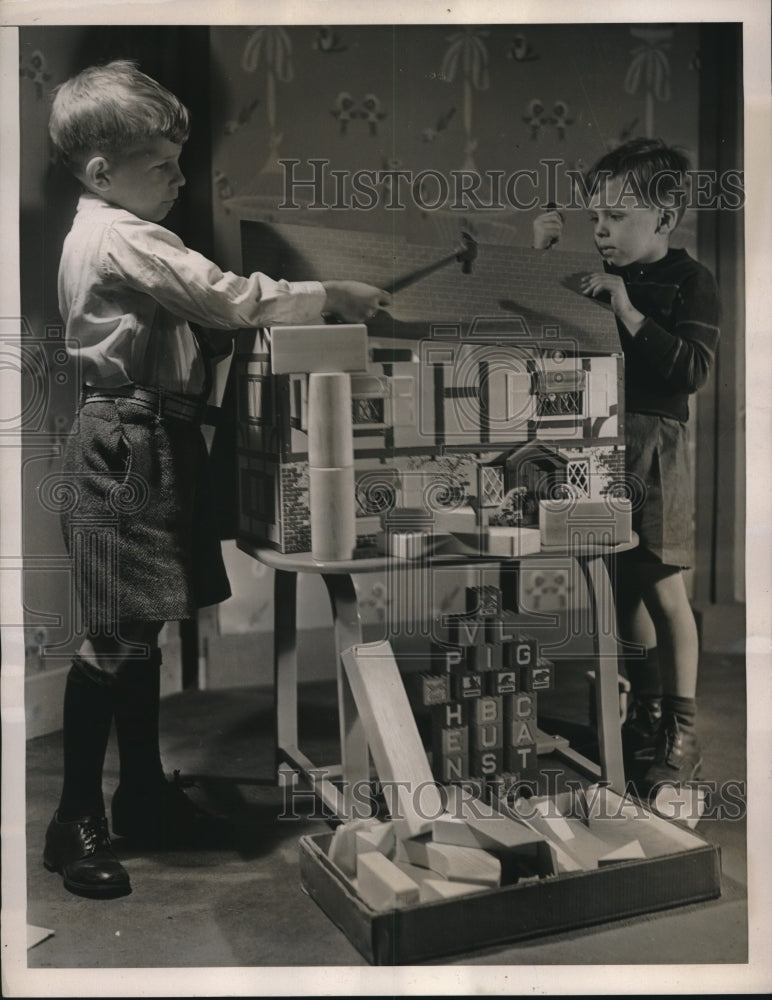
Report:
431,506,477,534
342,640,443,838
269,324,368,374
451,673,483,700
355,822,396,859
597,839,647,865
487,670,519,696
538,497,632,547
424,842,501,887
329,817,385,876
419,878,485,901
356,851,421,911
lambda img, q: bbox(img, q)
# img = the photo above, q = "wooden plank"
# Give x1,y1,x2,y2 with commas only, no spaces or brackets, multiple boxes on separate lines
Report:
356,852,421,911
597,840,646,865
269,324,368,374
420,879,485,902
341,640,443,837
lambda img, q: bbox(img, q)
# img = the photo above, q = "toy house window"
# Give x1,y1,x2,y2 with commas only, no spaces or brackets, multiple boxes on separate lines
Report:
246,376,270,425
566,459,590,496
352,397,385,425
534,370,586,417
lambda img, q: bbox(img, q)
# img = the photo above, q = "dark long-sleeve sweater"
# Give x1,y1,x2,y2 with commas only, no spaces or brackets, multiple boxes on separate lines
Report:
605,247,721,422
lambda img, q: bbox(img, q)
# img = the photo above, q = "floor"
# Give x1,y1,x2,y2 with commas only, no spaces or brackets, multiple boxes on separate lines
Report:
21,620,748,981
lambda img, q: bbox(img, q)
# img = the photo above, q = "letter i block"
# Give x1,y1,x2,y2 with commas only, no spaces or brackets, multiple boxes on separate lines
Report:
465,585,502,617
430,642,466,673
503,634,539,670
520,658,554,692
451,672,483,701
467,643,503,672
432,723,469,783
487,670,518,696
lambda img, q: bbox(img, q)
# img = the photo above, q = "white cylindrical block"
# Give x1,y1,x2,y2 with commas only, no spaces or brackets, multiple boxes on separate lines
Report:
308,372,354,468
310,466,356,561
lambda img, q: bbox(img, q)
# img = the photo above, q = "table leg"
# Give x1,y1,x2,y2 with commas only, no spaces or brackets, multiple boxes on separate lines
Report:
322,573,369,819
576,554,626,793
274,569,299,769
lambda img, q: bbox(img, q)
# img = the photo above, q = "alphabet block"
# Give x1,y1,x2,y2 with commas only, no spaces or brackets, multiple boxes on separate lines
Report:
487,670,519,696
445,615,490,646
465,584,502,617
430,642,466,673
504,743,537,774
508,718,538,746
503,635,539,669
520,658,554,692
467,643,503,672
472,696,504,727
470,748,504,778
432,701,468,728
451,672,483,700
433,753,469,783
504,692,537,721
406,671,451,707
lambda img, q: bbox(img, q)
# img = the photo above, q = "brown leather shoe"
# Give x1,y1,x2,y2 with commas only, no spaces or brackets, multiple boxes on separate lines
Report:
43,812,131,898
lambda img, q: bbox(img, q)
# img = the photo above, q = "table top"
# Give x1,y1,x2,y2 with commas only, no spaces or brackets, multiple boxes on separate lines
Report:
238,533,639,575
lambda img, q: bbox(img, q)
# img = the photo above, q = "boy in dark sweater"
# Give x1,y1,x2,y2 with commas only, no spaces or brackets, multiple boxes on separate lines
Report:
534,138,721,796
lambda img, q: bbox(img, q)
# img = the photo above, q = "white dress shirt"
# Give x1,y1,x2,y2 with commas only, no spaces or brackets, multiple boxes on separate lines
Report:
58,193,326,394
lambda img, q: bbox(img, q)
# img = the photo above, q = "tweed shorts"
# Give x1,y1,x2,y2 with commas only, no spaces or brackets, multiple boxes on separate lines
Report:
625,411,695,569
59,396,231,629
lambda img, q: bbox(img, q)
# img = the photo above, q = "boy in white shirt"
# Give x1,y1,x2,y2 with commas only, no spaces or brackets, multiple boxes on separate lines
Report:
44,60,389,898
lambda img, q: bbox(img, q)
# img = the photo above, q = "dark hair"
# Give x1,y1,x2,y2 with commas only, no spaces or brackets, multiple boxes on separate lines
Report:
584,138,691,222
49,60,190,171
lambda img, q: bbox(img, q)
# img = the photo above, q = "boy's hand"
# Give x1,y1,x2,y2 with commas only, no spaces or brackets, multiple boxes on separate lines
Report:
532,209,564,250
322,281,392,323
580,273,645,335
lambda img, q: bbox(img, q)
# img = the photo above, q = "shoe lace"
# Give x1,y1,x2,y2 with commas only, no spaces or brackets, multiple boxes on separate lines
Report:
82,816,112,852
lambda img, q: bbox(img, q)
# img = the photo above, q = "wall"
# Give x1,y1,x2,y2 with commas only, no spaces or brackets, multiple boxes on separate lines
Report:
207,22,713,644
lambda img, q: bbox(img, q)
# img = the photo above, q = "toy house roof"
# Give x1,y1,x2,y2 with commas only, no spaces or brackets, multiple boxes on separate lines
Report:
241,220,622,355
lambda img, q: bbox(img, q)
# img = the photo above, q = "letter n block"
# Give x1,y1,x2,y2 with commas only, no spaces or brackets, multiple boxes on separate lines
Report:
432,723,469,783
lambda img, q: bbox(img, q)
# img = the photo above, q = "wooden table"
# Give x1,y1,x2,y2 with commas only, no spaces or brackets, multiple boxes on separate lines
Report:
238,536,638,820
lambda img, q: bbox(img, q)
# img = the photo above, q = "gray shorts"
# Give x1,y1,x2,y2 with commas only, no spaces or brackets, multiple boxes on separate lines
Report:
59,397,231,629
625,411,694,569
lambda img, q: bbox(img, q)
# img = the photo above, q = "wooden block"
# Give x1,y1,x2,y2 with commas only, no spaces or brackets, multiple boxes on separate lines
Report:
445,615,489,646
308,372,354,466
433,725,469,757
488,526,541,557
504,743,537,774
487,670,519,696
470,721,504,752
431,815,481,848
652,783,708,829
502,635,538,669
471,696,504,727
356,851,421,911
395,834,431,867
420,878,485,901
520,660,554,692
341,640,443,838
432,752,468,783
431,506,477,533
470,748,503,778
508,718,538,746
467,643,503,672
377,530,436,560
538,497,632,547
504,692,537,720
450,673,483,700
269,324,368,375
423,842,501,887
529,797,575,841
465,585,502,617
329,817,385,876
597,839,647,865
310,466,356,561
355,822,396,859
583,783,645,829
432,701,467,728
430,643,466,673
407,672,451,707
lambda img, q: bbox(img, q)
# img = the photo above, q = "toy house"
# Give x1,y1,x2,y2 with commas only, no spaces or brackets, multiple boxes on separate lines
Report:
233,221,626,556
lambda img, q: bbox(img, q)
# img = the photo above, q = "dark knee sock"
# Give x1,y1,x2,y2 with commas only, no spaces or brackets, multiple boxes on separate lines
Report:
57,656,115,821
662,694,697,729
624,646,663,703
113,649,166,792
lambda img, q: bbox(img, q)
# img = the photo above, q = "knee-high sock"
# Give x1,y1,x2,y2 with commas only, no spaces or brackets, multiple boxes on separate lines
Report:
57,656,115,821
113,649,166,792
